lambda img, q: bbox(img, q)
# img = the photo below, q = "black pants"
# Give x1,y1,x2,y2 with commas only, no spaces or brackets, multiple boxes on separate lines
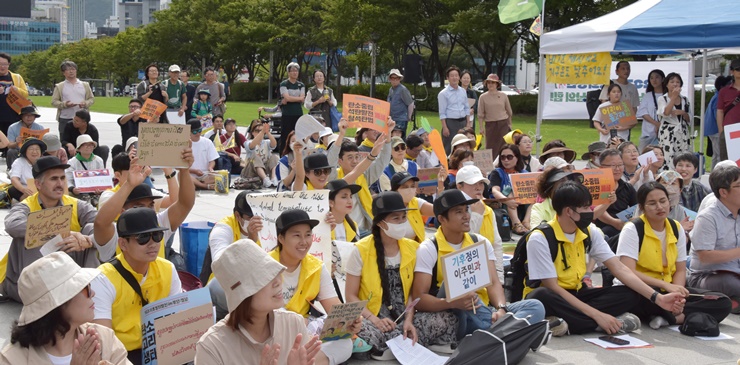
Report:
278,114,301,155
442,117,467,155
7,185,23,202
526,285,641,334
631,287,732,325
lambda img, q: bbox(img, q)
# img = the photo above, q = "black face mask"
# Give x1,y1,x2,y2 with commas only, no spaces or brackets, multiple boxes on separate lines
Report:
572,211,593,231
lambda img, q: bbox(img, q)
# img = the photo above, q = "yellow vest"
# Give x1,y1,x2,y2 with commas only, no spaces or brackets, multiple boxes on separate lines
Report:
98,254,173,351
356,235,418,316
337,167,373,220
480,205,497,247
269,249,323,318
207,216,258,283
360,139,374,149
406,198,426,242
635,215,679,283
433,229,491,306
331,218,357,242
523,219,588,297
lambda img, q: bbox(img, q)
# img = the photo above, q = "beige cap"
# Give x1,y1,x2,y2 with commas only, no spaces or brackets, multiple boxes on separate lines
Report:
451,133,475,149
75,134,97,149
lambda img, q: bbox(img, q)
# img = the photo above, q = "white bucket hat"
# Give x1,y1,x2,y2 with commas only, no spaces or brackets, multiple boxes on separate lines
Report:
389,69,404,78
125,136,138,152
543,156,573,171
456,165,490,185
75,134,97,149
212,239,286,313
18,252,99,326
451,134,475,149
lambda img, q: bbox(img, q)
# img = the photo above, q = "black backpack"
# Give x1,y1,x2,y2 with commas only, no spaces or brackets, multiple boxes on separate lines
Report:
509,223,591,302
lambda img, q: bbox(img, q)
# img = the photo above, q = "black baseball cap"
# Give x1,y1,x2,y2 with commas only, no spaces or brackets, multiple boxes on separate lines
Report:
125,184,163,205
117,207,169,237
390,171,419,191
680,312,719,337
32,156,70,178
304,154,332,171
234,191,253,216
433,189,479,217
275,209,319,235
187,118,202,130
326,179,361,200
372,191,414,217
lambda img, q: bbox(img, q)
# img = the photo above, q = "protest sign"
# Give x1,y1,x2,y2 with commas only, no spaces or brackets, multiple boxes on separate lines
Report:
165,110,185,125
25,205,72,249
342,94,390,134
685,208,698,221
246,190,333,268
141,287,213,365
428,130,448,169
141,99,167,120
637,150,657,168
529,15,542,36
473,149,494,177
19,127,49,147
440,242,491,301
578,168,615,205
416,167,439,195
546,52,611,85
6,87,31,114
724,123,740,164
154,303,214,365
319,301,368,342
600,101,637,128
73,169,114,193
616,204,638,222
296,114,326,141
137,123,191,168
510,172,541,205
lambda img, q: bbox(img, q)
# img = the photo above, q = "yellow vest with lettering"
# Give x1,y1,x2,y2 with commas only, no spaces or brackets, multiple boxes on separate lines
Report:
337,167,373,220
356,235,418,316
406,198,426,242
269,249,323,318
433,229,491,306
98,254,173,351
635,215,679,283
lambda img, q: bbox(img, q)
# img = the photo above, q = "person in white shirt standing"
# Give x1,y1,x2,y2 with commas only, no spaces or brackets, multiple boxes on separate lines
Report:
51,60,94,137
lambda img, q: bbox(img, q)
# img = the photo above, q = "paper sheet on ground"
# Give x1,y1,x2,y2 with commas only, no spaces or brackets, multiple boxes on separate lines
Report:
667,325,734,340
386,335,448,365
584,334,652,349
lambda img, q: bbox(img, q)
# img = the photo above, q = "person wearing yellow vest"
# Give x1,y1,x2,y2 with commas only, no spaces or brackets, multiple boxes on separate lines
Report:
413,189,544,343
345,192,456,361
389,171,433,243
1,156,109,303
616,182,731,329
271,209,363,364
91,208,182,365
93,149,195,262
98,151,179,211
0,52,28,137
524,181,686,336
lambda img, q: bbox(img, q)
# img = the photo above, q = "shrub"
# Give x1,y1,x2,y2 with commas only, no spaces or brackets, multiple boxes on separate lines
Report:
231,82,270,101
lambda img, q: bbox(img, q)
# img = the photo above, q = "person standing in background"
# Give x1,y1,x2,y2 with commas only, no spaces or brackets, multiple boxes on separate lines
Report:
51,60,95,138
278,62,305,154
717,59,740,162
599,61,639,117
181,70,196,120
438,65,468,155
460,70,478,133
478,74,512,155
0,53,28,143
195,67,227,118
387,69,413,139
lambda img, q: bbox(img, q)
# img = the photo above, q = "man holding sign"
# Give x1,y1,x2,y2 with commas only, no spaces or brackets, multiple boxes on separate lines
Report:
1,156,112,303
5,105,44,169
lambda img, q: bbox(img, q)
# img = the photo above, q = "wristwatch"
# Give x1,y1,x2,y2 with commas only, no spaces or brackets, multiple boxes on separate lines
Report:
496,303,509,312
165,171,177,179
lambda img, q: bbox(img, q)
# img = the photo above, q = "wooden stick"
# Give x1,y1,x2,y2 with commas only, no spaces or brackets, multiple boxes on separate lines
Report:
472,298,477,314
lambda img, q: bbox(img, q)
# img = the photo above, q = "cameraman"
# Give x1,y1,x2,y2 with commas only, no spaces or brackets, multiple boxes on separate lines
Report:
136,64,168,123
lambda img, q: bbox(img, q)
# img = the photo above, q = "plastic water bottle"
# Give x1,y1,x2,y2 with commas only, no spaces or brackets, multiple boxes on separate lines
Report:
502,215,510,228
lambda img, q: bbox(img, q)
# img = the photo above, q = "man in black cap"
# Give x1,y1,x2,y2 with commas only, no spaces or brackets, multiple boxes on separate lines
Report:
187,118,219,190
98,152,179,211
1,156,110,302
91,207,183,364
5,105,44,169
411,189,545,341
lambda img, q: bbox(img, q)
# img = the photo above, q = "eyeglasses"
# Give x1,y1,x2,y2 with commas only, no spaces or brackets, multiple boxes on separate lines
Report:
394,144,407,152
0,63,9,67
601,163,625,170
311,168,332,176
500,154,516,161
192,129,202,135
127,231,165,245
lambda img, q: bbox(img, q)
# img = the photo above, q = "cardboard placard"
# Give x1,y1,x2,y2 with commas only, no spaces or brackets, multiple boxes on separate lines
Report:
6,87,32,114
600,101,637,128
25,205,73,249
578,168,615,205
723,123,740,164
510,172,542,205
416,167,439,195
73,169,114,193
140,98,168,120
428,129,448,170
137,123,191,168
473,150,494,177
319,301,368,342
19,127,49,147
342,94,390,134
154,303,214,365
545,52,612,85
440,242,491,301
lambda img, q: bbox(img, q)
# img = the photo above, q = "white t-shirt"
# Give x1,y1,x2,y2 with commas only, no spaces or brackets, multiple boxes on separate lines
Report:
599,79,640,109
526,224,615,281
346,249,401,276
616,220,687,263
209,220,247,261
637,91,664,137
47,353,72,365
281,263,337,303
594,101,630,143
414,233,496,276
9,157,33,184
334,224,347,242
190,137,219,176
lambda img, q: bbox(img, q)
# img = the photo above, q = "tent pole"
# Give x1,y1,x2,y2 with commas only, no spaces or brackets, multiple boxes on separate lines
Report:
699,49,707,174
535,0,546,157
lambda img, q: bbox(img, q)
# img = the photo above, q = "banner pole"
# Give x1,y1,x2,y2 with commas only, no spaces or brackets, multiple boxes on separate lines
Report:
534,0,547,157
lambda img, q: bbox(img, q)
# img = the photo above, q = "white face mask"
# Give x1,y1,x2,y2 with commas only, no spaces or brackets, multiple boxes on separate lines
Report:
398,188,416,204
666,186,681,207
240,218,250,233
381,221,407,240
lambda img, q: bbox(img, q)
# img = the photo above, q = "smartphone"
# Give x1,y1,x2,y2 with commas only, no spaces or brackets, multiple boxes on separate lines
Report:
609,129,618,138
598,335,630,346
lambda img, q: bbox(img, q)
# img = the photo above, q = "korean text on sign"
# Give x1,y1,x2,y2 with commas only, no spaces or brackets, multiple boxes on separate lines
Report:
440,242,491,301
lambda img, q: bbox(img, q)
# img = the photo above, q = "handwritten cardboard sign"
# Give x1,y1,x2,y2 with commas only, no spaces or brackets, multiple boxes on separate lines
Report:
141,98,167,120
440,242,491,301
342,94,390,134
73,169,114,193
141,287,213,365
320,301,367,342
25,205,73,249
137,123,191,168
246,190,332,269
6,87,32,114
600,101,637,128
510,172,541,205
473,150,494,177
416,167,439,195
578,168,615,205
19,127,49,147
546,52,612,85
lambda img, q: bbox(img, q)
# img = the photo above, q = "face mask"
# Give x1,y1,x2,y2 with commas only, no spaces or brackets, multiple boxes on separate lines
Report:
572,211,593,231
398,188,416,204
462,161,475,167
666,186,681,207
240,218,250,233
381,221,407,240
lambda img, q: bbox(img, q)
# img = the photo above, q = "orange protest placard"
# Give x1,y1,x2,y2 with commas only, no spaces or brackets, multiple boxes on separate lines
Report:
19,127,49,147
510,172,541,204
600,101,637,128
579,168,615,205
342,94,390,134
140,98,167,120
429,129,448,170
6,87,32,114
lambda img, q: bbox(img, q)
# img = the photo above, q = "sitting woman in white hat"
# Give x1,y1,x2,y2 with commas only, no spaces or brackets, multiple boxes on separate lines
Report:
0,252,129,365
195,239,323,365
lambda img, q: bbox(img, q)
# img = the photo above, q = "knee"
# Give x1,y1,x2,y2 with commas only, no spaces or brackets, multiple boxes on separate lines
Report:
525,287,555,302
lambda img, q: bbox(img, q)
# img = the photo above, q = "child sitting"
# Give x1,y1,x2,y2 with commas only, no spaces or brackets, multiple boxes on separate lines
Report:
673,152,710,212
66,134,106,205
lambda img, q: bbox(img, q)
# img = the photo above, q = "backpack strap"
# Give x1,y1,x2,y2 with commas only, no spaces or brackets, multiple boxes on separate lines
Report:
538,223,590,270
110,258,148,306
635,218,679,253
429,233,480,296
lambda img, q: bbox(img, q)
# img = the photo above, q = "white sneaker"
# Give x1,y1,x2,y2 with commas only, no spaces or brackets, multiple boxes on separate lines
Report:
262,178,274,188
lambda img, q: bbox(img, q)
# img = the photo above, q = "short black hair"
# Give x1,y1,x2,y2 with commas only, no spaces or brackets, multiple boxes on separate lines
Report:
129,98,142,106
75,109,90,122
445,65,461,78
204,66,215,75
112,152,131,172
0,53,11,64
224,118,236,126
663,72,684,88
552,181,592,215
405,134,423,150
637,181,669,209
615,61,630,72
339,140,359,159
673,152,699,169
213,115,224,122
709,164,740,199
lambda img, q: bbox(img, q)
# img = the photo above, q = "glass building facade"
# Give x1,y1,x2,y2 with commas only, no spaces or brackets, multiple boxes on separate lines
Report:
0,18,60,55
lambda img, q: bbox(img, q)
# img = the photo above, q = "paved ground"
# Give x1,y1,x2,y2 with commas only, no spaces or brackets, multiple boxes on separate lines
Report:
0,106,736,364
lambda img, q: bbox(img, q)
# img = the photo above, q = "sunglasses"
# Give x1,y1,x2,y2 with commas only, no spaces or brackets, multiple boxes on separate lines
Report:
192,129,203,135
500,154,516,161
127,231,165,245
82,283,92,298
394,144,407,152
311,168,332,176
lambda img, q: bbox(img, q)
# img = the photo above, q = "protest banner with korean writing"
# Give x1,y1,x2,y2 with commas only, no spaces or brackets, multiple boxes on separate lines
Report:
73,169,114,193
19,127,49,147
141,287,213,365
416,167,439,195
545,52,612,85
473,150,494,177
141,99,167,120
137,123,191,168
6,87,31,114
246,190,332,269
578,168,615,205
25,205,72,249
510,172,541,205
342,94,390,134
319,301,368,342
600,101,637,128
440,242,491,301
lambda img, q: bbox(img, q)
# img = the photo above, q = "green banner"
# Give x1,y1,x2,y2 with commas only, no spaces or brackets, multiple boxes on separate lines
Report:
498,0,543,24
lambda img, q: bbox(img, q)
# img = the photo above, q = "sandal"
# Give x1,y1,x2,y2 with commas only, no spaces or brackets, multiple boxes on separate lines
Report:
352,337,372,353
512,222,527,235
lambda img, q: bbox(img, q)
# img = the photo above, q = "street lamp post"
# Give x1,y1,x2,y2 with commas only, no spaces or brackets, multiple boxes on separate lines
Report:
369,33,379,98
